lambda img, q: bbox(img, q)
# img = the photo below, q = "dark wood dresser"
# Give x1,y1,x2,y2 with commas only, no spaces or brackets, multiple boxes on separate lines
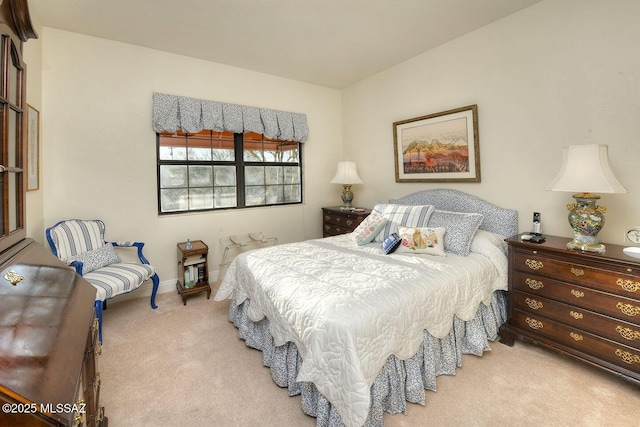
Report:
0,239,105,426
500,234,640,386
322,207,371,237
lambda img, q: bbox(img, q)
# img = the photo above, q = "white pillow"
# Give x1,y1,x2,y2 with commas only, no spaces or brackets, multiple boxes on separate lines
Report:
397,226,447,256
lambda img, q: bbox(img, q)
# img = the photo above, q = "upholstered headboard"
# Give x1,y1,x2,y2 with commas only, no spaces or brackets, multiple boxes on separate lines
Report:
390,189,518,238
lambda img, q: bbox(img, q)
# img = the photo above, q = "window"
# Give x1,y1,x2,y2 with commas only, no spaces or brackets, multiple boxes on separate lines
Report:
157,130,302,214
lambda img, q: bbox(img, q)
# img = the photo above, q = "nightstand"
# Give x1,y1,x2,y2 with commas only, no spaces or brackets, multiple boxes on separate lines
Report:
322,207,371,237
176,240,211,305
500,234,640,386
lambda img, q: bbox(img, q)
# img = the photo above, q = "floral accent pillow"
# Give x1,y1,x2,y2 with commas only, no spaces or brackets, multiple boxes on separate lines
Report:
351,214,388,245
66,243,122,274
397,226,447,257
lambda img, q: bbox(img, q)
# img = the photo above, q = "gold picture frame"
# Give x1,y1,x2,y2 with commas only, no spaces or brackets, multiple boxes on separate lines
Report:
393,105,480,183
27,104,39,191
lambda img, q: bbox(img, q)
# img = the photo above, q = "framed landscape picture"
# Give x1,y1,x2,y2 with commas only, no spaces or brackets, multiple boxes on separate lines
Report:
393,105,480,183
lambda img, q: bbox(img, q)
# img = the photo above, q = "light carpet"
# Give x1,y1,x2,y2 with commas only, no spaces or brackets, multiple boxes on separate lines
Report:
99,288,639,426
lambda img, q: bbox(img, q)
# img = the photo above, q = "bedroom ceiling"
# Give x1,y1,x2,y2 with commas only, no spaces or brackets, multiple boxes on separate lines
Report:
28,0,540,89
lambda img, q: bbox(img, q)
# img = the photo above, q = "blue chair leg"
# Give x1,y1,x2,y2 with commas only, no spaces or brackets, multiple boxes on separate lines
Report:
94,300,104,344
150,273,159,309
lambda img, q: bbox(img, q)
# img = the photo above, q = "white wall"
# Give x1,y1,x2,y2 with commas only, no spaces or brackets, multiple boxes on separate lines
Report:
24,11,44,243
342,0,640,245
38,28,342,290
28,0,640,299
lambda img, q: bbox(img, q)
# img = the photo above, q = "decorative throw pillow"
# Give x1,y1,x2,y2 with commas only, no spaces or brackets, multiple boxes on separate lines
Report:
427,210,484,256
351,214,388,245
382,232,402,254
374,204,435,242
396,226,447,257
66,243,122,274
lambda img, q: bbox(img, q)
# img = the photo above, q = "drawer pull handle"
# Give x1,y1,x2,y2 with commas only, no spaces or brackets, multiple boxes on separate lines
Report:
569,311,583,320
615,326,640,341
346,220,353,227
616,278,640,293
72,399,86,426
525,317,543,330
615,349,640,365
525,278,544,290
569,332,583,341
94,372,102,390
525,259,543,270
525,298,543,310
335,217,341,222
324,215,330,221
616,302,640,317
571,289,585,298
3,270,24,286
571,268,584,276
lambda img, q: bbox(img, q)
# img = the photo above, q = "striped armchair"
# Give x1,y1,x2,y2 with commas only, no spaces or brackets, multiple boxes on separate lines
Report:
46,219,160,342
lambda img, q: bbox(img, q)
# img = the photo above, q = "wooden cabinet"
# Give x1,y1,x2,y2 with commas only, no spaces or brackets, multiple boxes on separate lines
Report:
0,0,37,252
176,240,211,305
322,207,371,237
0,4,101,426
500,234,640,386
0,239,106,426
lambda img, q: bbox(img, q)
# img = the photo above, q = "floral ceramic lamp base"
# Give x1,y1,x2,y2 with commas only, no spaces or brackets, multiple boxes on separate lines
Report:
566,192,606,253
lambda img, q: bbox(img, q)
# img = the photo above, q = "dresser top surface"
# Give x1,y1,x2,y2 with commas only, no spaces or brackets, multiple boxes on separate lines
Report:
0,241,96,406
506,233,640,267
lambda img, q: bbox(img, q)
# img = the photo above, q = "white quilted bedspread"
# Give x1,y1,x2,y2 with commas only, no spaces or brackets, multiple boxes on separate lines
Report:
214,231,508,427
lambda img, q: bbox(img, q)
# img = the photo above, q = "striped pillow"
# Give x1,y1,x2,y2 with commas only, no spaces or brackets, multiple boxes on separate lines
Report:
374,204,435,242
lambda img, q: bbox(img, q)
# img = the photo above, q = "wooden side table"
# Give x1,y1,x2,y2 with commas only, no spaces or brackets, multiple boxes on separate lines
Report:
322,207,371,237
176,240,211,305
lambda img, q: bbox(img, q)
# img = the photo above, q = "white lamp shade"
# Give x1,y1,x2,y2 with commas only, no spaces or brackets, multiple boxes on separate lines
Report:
546,144,627,193
330,161,363,184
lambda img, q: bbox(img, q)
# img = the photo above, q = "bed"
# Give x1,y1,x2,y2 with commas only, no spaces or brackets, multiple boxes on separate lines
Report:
214,189,518,427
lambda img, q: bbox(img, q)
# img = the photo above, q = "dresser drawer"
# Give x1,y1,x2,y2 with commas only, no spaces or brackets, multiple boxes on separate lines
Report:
513,251,640,298
322,207,371,237
514,291,640,349
513,271,640,323
511,309,640,377
324,223,352,236
323,212,365,230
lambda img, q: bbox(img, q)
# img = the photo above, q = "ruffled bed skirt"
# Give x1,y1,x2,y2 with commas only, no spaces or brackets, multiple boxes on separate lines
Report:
228,290,507,427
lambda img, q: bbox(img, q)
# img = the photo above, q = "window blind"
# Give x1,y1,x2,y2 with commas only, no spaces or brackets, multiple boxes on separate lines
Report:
152,93,309,142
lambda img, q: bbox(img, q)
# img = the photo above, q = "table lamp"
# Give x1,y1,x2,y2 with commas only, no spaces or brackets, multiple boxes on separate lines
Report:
547,144,627,253
330,161,363,210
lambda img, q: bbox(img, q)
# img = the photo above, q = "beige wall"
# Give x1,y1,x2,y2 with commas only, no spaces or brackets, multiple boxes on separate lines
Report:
32,28,342,293
342,0,640,245
24,0,640,297
24,10,44,244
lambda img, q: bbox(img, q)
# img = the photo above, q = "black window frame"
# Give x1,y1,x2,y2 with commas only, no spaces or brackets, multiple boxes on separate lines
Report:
156,130,303,215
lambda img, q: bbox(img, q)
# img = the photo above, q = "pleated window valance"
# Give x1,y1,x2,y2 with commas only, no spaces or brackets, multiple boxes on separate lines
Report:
152,92,309,142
